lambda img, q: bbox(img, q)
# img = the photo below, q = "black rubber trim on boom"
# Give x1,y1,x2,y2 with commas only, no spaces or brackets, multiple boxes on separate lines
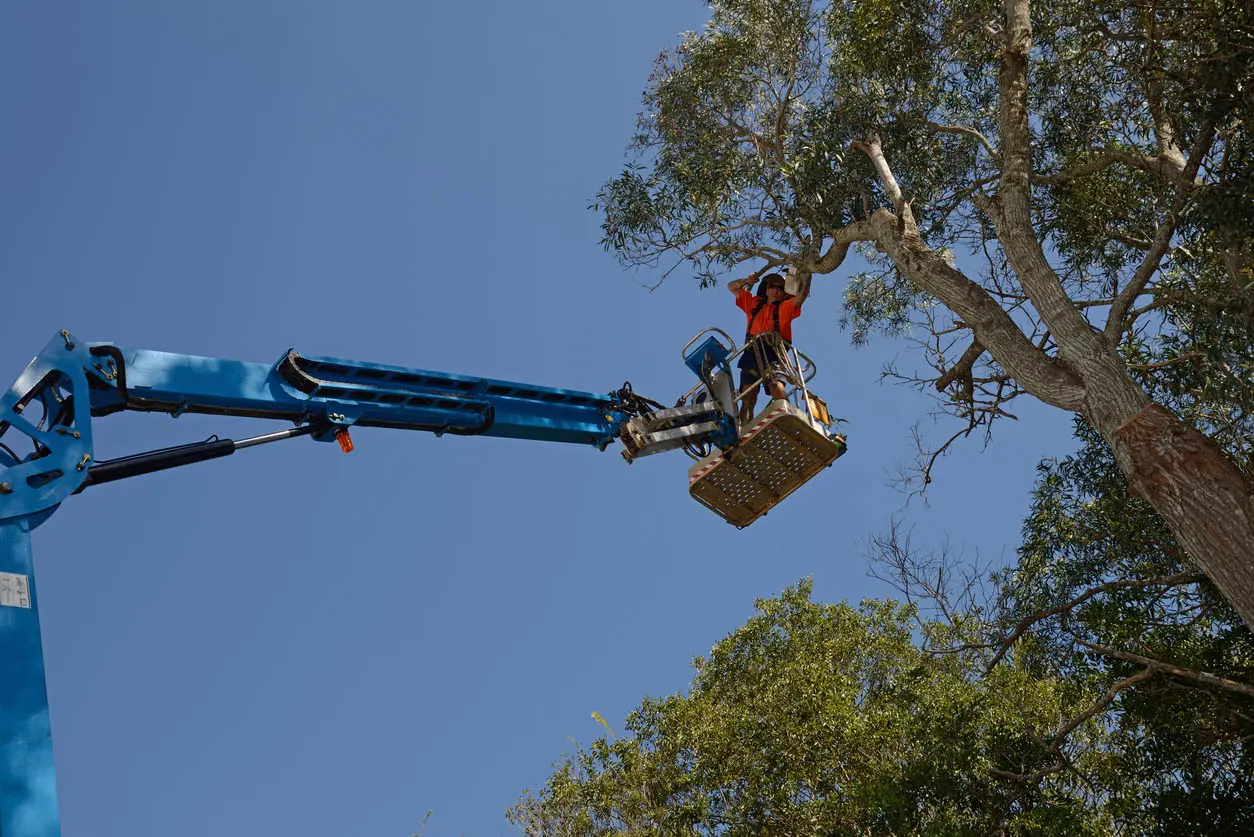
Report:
355,403,495,436
110,398,303,422
87,345,130,417
278,350,318,395
277,350,496,436
451,401,495,435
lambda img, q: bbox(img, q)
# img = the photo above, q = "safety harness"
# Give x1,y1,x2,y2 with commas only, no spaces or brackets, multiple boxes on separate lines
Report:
742,297,782,346
744,297,789,347
738,295,793,384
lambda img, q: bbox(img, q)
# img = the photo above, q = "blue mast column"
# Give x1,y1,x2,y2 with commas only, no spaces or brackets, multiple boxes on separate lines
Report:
0,515,60,837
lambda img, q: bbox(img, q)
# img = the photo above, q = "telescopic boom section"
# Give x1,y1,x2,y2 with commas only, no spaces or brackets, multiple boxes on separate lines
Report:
88,344,627,447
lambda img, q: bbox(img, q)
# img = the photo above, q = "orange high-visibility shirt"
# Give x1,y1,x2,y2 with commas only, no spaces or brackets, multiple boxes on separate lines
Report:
736,289,802,343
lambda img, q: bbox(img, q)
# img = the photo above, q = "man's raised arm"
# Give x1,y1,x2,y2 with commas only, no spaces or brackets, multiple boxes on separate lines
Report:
789,270,811,313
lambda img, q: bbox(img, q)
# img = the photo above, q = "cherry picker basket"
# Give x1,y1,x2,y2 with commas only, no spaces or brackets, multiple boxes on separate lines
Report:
679,330,847,527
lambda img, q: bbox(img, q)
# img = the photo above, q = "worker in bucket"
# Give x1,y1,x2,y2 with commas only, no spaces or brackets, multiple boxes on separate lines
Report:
726,270,807,424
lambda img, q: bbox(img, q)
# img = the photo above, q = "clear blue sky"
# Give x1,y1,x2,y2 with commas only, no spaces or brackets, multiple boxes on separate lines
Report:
1,3,1076,834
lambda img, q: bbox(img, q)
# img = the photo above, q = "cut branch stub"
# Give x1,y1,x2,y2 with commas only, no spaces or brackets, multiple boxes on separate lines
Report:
936,339,986,394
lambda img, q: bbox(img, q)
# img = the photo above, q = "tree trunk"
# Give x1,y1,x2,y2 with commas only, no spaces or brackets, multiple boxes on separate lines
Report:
863,201,1254,630
837,0,1254,628
988,0,1254,628
1108,403,1254,627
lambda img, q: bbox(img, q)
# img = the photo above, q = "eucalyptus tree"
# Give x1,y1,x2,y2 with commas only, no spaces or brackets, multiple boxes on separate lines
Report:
509,583,1113,835
1007,422,1254,830
508,438,1254,834
596,0,1254,624
870,417,1253,832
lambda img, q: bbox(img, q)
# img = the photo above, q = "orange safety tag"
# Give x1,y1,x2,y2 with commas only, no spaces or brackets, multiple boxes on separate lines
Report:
335,427,354,453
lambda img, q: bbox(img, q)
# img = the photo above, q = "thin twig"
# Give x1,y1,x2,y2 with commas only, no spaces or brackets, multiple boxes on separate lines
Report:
984,571,1204,673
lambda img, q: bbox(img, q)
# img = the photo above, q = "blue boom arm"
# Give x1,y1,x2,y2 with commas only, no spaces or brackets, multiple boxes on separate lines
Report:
2,331,633,514
0,329,642,837
91,343,627,444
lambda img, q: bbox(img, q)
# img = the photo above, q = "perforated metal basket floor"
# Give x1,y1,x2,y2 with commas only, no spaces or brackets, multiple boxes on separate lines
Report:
688,402,846,527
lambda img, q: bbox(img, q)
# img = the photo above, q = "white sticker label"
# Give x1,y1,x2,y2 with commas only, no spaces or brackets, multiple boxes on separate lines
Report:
0,572,32,609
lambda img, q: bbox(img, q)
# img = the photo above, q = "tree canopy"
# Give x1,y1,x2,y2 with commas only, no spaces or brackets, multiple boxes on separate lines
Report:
511,584,1099,835
523,5,1254,828
510,427,1254,834
594,0,1254,625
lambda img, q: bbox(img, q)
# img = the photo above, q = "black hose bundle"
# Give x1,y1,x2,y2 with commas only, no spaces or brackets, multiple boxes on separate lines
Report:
612,381,666,419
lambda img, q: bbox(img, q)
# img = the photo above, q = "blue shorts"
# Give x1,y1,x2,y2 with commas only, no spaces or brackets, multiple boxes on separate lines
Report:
737,341,788,392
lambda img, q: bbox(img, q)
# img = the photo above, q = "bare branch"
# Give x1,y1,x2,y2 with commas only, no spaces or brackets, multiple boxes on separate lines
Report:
869,205,1086,410
991,0,1138,405
1144,28,1188,177
851,134,903,210
1034,149,1198,187
1127,352,1203,371
991,667,1156,790
774,77,796,167
926,122,1000,161
984,571,1205,673
865,519,993,628
809,220,878,274
920,420,979,488
1106,231,1155,250
1105,119,1219,342
1070,635,1254,698
1049,668,1158,750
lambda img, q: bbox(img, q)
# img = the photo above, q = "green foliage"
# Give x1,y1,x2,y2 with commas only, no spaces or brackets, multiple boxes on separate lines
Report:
543,2,1254,832
512,414,1253,834
593,0,997,278
1124,258,1254,480
597,0,1253,405
841,265,927,344
1004,420,1254,830
510,582,1116,835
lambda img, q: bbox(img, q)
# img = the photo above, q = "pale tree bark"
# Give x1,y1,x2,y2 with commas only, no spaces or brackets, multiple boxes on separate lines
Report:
848,138,1086,409
839,1,1254,630
992,0,1254,629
